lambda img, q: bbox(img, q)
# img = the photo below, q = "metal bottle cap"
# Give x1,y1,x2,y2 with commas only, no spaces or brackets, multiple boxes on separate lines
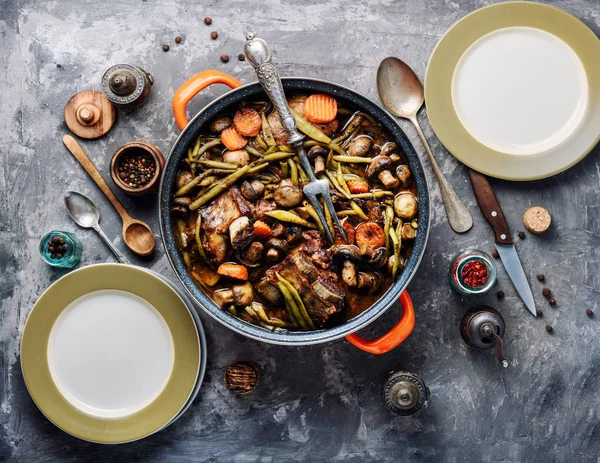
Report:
101,64,154,108
382,371,429,416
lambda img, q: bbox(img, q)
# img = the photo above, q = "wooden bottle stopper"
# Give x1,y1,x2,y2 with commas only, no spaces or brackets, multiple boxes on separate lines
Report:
64,90,116,139
523,207,551,234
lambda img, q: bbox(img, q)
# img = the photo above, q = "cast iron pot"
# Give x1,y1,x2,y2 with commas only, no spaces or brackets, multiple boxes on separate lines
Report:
159,70,430,354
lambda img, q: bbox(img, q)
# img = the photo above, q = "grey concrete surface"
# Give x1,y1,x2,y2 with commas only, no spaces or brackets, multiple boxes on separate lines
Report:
1,0,600,461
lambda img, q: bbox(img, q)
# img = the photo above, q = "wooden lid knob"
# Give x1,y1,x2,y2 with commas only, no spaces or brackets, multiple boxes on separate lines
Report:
65,90,116,139
523,207,552,234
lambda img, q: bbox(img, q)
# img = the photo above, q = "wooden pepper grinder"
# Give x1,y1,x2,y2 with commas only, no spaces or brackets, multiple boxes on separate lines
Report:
101,64,154,108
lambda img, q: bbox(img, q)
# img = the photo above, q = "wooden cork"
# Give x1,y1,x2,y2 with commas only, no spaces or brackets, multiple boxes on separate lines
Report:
224,361,260,394
523,207,551,234
64,90,116,139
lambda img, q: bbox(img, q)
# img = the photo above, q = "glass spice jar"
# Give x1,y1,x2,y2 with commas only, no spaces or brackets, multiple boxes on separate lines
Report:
39,231,83,269
449,250,497,296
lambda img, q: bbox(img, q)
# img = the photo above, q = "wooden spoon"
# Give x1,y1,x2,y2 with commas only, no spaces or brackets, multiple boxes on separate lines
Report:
62,134,155,256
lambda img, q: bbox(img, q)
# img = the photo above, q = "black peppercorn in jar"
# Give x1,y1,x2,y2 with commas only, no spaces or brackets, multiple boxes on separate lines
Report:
40,231,83,268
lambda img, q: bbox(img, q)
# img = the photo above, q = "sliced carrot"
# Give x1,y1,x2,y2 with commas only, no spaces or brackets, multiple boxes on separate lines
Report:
355,221,385,256
233,108,262,137
221,126,248,151
303,94,338,124
217,263,249,280
335,218,356,245
347,180,370,194
253,220,272,240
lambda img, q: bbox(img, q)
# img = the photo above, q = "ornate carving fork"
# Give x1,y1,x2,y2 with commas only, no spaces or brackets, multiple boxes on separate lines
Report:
244,33,347,245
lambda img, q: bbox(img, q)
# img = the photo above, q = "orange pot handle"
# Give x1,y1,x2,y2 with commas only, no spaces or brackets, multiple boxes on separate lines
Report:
172,70,243,131
345,291,415,354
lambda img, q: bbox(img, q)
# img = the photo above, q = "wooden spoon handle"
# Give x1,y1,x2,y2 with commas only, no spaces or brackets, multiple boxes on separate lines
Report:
62,134,130,221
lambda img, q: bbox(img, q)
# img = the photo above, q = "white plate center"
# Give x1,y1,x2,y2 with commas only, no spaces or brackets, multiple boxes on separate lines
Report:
452,26,588,155
48,290,175,419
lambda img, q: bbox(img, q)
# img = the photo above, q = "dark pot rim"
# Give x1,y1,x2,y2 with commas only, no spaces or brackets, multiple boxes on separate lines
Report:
159,77,430,345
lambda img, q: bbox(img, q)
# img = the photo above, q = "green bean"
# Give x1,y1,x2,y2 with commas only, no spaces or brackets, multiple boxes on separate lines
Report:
264,145,278,155
337,163,351,196
255,132,268,150
245,144,264,157
411,219,419,229
289,108,331,144
304,140,347,157
189,139,222,161
332,113,364,145
277,281,300,328
351,190,394,199
261,111,276,147
302,200,325,234
295,160,308,183
277,273,315,330
341,126,362,148
278,145,294,153
262,152,295,162
325,171,352,199
245,306,259,320
343,173,362,181
182,250,192,269
280,161,289,178
333,155,371,163
194,214,209,263
350,200,369,220
248,162,269,174
389,226,401,280
190,165,251,210
189,137,201,162
337,210,357,217
227,305,238,316
289,159,298,186
325,148,337,170
174,169,216,197
252,303,288,327
322,198,335,239
265,210,316,228
196,160,237,170
384,205,394,253
337,107,354,115
199,175,218,187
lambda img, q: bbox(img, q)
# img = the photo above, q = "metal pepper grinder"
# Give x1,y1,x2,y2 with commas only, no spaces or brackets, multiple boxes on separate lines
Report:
101,64,154,108
460,306,510,368
382,371,430,416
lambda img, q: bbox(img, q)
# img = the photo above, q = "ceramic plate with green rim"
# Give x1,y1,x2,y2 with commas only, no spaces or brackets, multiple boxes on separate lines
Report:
425,2,600,180
20,263,201,444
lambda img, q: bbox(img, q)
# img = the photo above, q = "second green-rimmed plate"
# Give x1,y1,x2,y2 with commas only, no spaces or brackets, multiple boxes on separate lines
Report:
21,264,200,444
425,2,600,180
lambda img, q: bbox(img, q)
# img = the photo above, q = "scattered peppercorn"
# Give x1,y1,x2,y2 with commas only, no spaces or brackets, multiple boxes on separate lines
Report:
542,287,551,297
491,249,499,259
224,361,259,394
548,297,556,306
162,44,170,52
238,53,246,61
117,149,157,189
211,31,218,40
220,53,229,63
56,64,62,69
175,36,182,43
537,273,545,282
545,324,553,333
47,235,68,260
204,17,212,25
586,309,594,317
537,310,543,317
518,231,526,239
497,291,505,299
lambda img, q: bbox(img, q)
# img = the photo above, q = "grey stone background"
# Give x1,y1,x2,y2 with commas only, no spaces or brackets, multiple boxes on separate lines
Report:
1,0,599,461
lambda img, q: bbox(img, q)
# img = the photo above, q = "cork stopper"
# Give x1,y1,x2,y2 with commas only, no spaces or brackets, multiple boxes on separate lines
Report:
64,90,116,139
224,361,260,394
523,207,551,235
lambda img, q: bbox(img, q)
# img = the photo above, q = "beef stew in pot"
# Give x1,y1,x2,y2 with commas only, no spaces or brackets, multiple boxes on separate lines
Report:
171,94,418,331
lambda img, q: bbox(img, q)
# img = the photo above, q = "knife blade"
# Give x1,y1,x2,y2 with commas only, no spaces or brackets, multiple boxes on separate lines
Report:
469,169,537,317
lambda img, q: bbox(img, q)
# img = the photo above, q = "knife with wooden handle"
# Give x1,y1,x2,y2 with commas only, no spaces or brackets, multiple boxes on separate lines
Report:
469,169,537,317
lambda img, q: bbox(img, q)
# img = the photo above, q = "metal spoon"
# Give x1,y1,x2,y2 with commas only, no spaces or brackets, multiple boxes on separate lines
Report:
64,191,132,265
377,57,473,233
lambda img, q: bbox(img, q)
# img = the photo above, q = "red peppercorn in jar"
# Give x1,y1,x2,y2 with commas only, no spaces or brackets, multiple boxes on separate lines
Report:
449,250,497,296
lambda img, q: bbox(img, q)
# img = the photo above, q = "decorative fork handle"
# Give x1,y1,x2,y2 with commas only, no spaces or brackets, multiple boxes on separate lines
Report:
244,33,304,146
